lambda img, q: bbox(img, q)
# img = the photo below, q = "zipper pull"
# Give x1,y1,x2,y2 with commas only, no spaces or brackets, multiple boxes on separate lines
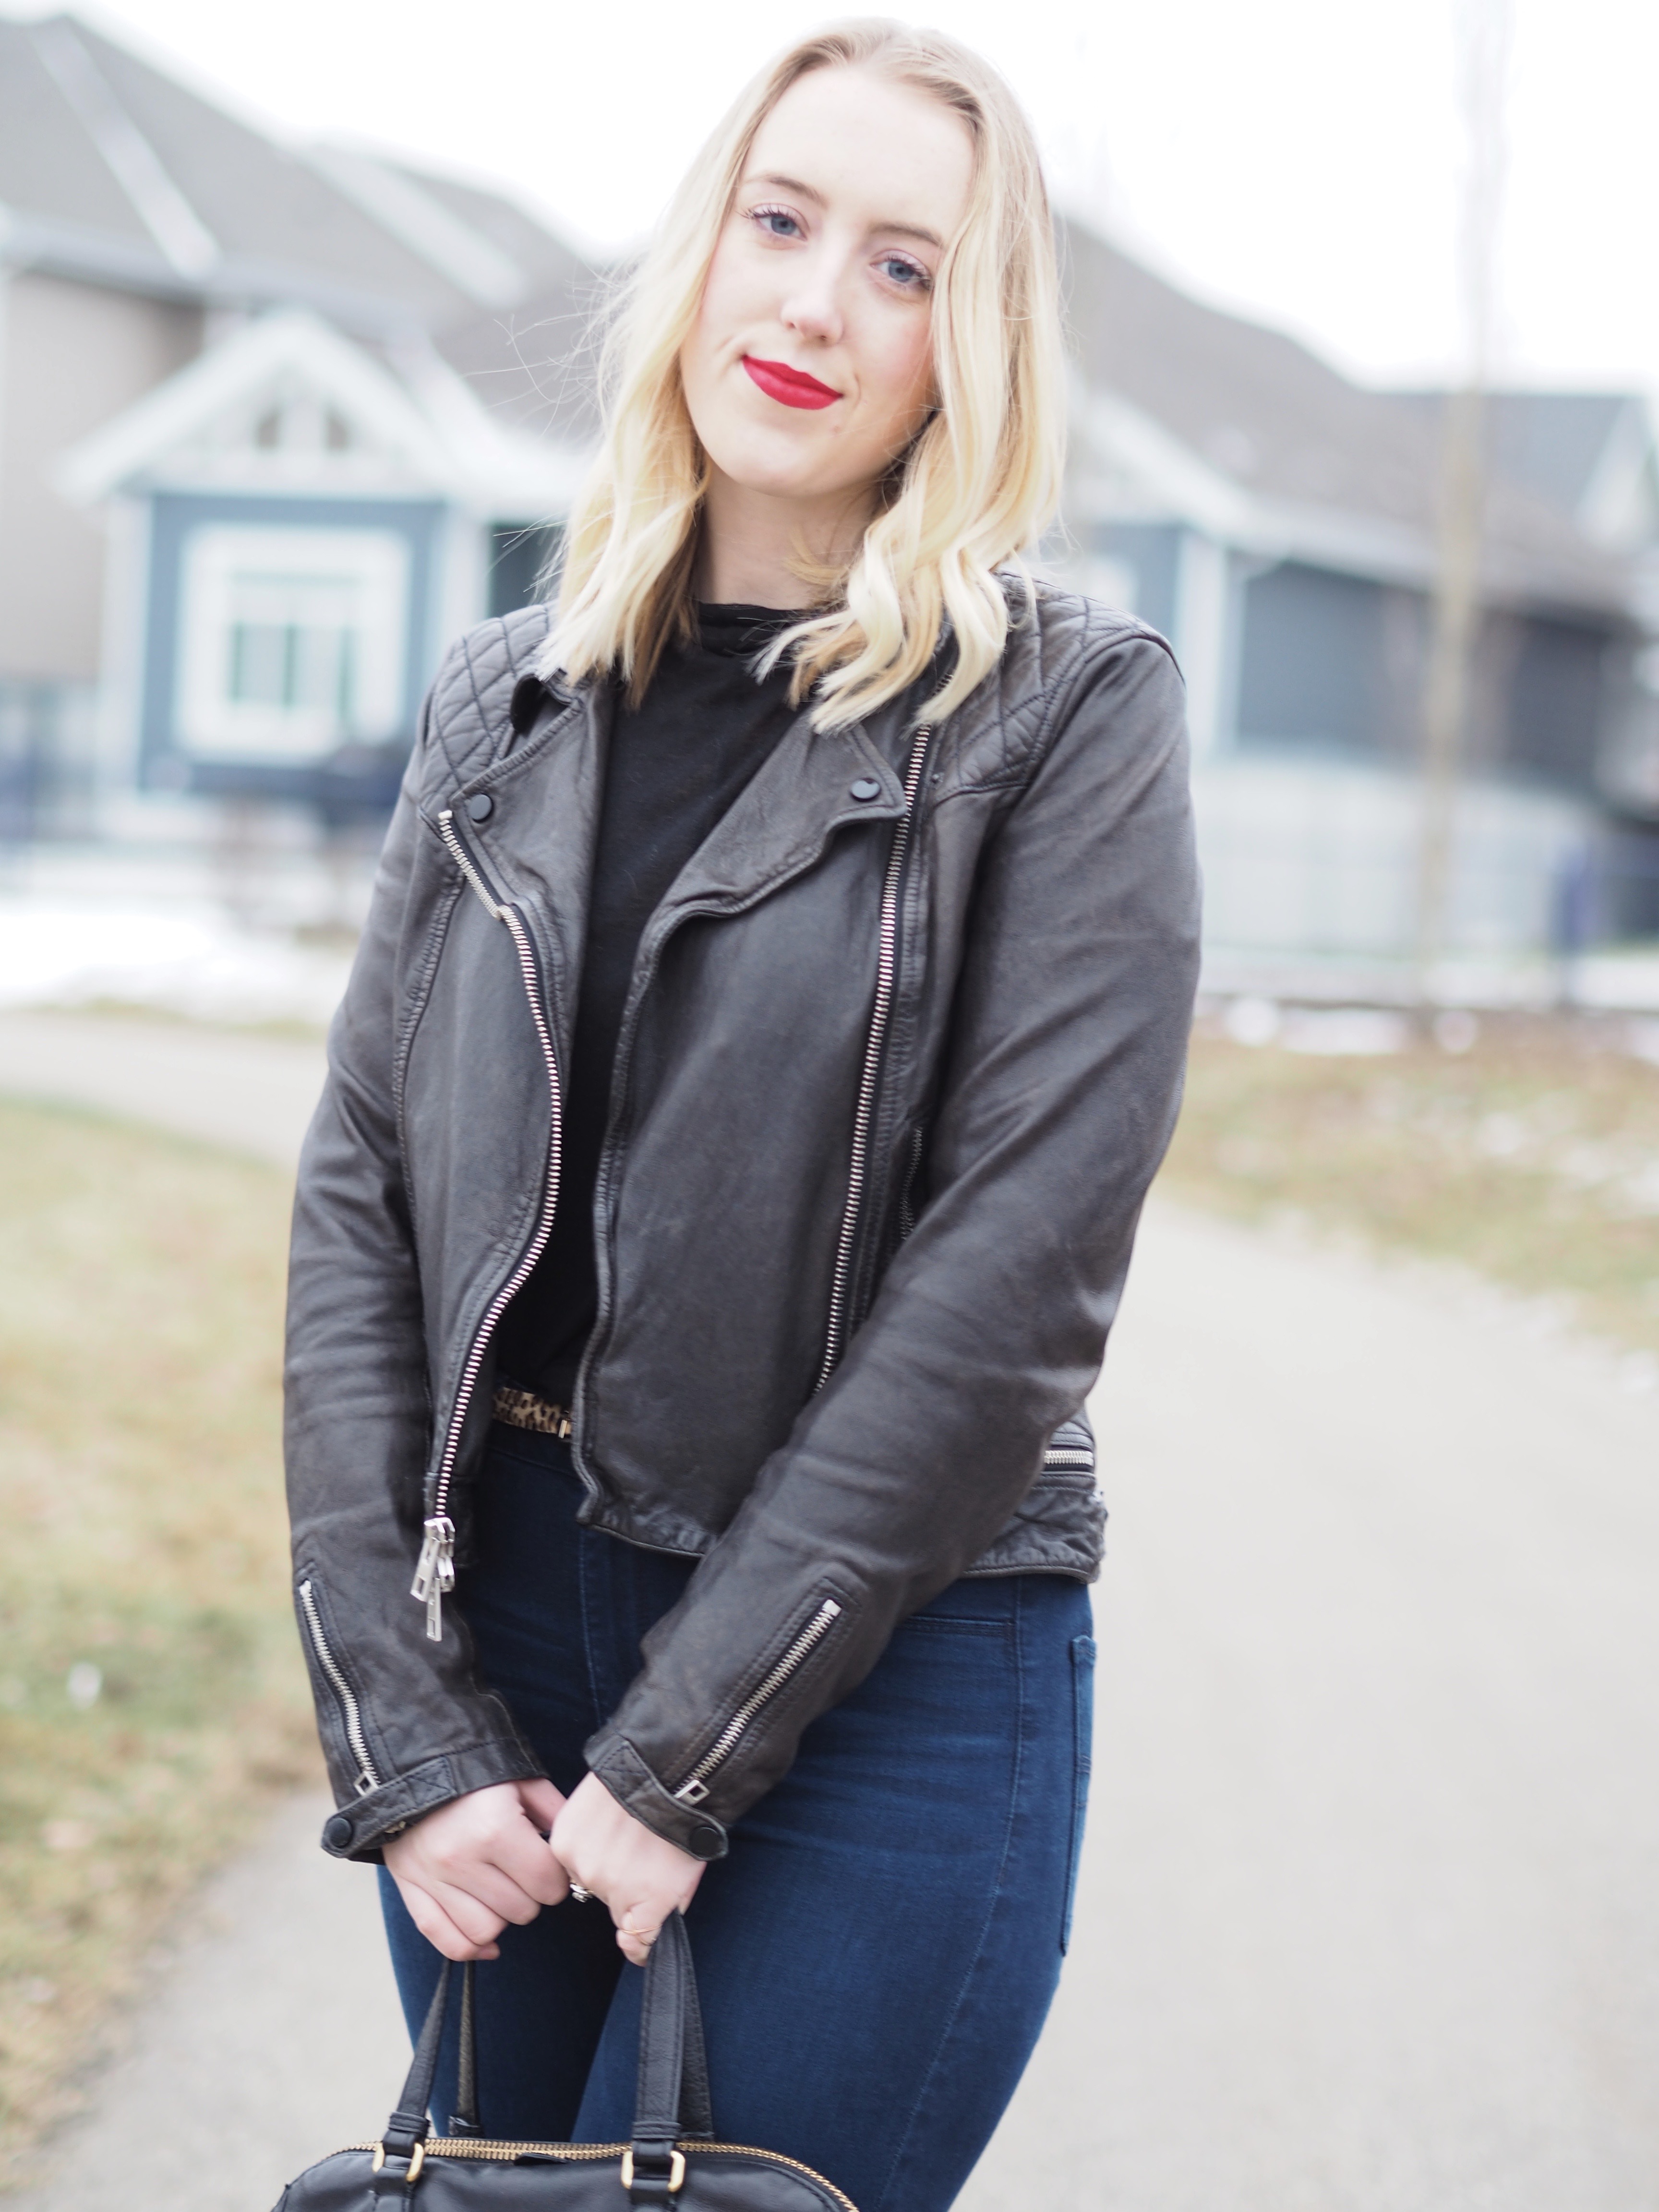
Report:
411,1515,456,1642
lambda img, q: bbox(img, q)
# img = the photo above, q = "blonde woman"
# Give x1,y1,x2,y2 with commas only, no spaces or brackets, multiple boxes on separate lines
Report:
285,20,1198,2207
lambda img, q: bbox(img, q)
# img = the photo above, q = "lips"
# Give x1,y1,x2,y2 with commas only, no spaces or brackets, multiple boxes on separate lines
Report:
742,355,841,410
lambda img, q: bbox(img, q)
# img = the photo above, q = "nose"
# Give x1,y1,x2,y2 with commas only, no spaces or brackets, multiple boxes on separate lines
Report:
780,254,845,348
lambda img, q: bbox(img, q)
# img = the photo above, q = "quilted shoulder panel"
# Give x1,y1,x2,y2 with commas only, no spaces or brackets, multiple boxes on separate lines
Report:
421,606,553,786
940,582,1174,791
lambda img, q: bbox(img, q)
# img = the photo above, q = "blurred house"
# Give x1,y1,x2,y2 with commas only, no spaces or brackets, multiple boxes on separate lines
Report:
0,11,592,845
3,12,1658,977
1058,228,1659,977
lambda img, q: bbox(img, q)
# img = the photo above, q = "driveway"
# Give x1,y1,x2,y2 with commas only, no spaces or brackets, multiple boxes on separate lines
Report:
0,1010,326,1168
4,1011,1657,2209
960,1210,1659,2212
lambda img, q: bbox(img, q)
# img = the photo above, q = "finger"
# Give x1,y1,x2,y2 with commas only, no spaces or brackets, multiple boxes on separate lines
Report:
421,1821,562,1916
616,1923,656,1967
492,1822,571,1909
427,1881,512,1952
411,1839,538,1924
400,1882,502,1964
435,1861,548,1927
517,1776,568,1833
612,1895,668,1968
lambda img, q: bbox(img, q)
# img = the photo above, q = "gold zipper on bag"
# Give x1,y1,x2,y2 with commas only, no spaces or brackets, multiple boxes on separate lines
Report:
337,2138,856,2210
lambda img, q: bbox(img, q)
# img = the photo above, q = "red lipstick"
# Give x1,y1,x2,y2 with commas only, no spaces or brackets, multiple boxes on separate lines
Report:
743,355,841,410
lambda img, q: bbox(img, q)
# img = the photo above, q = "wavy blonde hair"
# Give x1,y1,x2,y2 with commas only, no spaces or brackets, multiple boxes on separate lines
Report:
538,19,1066,730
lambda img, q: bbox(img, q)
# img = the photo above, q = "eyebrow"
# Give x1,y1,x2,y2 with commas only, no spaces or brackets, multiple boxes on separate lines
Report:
744,170,944,251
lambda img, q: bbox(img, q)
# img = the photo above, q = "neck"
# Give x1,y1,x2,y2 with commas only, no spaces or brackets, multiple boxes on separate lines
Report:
695,466,874,607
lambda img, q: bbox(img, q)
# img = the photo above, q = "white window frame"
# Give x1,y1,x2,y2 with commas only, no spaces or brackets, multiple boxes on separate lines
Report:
176,523,411,762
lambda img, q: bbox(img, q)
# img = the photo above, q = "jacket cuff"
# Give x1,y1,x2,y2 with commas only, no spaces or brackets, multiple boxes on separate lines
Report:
319,1736,545,1863
584,1730,729,1861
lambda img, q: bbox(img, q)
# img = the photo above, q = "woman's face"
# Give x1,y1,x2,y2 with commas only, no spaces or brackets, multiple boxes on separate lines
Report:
680,66,975,518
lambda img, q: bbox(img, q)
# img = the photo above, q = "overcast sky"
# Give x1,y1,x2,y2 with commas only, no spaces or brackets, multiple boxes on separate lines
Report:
33,0,1659,397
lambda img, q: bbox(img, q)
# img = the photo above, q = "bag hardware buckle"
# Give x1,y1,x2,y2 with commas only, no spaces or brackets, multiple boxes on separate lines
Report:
371,2140,426,2181
621,2147,686,2193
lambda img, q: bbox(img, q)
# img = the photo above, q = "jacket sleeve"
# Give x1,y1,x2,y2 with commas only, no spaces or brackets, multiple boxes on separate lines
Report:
584,628,1201,1857
284,686,543,1860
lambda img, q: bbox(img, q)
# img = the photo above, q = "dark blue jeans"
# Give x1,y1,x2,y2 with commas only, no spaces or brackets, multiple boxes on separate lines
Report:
381,1424,1095,2212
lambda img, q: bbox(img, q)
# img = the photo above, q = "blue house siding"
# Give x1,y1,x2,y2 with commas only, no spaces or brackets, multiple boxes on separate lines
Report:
1095,522,1182,641
140,491,447,814
1235,561,1428,765
1502,615,1609,794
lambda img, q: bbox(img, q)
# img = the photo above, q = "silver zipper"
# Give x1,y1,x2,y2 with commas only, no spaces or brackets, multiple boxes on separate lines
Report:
815,724,933,1389
1043,1448,1096,1470
298,1577,381,1794
412,807,564,1641
672,1598,843,1805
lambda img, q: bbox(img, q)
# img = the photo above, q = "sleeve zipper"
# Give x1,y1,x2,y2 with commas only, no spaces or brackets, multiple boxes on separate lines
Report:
671,1597,843,1805
298,1577,381,1794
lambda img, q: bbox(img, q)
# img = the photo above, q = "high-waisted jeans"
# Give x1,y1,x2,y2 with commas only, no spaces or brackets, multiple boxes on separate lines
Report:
380,1422,1095,2212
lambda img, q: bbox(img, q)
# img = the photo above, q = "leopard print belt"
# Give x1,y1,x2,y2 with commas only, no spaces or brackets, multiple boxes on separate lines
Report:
491,1384,573,1441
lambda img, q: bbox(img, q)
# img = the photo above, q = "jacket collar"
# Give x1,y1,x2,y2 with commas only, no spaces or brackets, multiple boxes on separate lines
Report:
445,672,916,1051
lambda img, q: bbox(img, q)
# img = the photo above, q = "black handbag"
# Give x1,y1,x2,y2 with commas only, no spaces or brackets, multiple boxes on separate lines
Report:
271,1912,854,2212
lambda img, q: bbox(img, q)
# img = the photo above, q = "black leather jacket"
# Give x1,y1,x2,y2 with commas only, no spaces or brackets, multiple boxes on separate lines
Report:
284,586,1200,1864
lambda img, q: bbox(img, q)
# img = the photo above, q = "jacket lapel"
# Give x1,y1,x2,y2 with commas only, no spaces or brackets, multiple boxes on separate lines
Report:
445,678,613,1064
442,676,914,1056
646,699,909,933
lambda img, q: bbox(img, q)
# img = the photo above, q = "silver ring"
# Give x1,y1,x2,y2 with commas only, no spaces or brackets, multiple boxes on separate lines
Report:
568,1883,594,1903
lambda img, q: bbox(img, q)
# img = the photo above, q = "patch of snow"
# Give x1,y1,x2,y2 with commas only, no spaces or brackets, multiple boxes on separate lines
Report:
1279,1007,1408,1057
0,897,349,1027
1571,952,1659,1011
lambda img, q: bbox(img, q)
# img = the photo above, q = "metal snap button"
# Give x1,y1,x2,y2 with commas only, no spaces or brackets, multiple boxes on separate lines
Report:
849,777,881,802
466,792,494,822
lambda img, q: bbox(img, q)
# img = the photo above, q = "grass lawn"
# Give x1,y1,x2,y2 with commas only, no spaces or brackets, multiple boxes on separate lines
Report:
1164,1015,1659,1360
0,1100,315,2175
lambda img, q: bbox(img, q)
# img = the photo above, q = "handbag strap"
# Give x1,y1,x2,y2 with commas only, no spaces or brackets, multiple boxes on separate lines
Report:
628,1911,713,2203
377,1958,449,2172
378,1911,714,2197
449,1962,482,2136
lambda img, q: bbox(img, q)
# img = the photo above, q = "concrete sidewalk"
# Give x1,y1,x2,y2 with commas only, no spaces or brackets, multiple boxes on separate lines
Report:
959,1210,1659,2211
3,1799,404,2212
0,1010,326,1168
5,1014,1659,2208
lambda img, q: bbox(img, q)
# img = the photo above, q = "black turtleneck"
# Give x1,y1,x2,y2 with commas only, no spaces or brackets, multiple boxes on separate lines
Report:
494,603,804,1405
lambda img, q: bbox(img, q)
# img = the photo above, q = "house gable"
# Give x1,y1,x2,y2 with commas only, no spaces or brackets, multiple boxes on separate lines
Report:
58,308,462,501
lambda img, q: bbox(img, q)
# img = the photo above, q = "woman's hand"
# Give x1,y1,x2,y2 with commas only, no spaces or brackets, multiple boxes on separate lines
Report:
552,1771,706,1965
384,1778,569,1961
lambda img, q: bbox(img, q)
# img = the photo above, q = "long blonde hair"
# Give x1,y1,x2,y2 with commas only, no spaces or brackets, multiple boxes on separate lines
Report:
538,20,1066,730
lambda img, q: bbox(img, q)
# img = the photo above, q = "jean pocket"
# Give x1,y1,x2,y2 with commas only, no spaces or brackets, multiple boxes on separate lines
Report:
1061,1633,1096,1954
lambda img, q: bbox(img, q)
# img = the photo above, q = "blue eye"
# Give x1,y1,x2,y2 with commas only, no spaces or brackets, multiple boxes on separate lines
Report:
751,205,803,239
880,255,929,290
